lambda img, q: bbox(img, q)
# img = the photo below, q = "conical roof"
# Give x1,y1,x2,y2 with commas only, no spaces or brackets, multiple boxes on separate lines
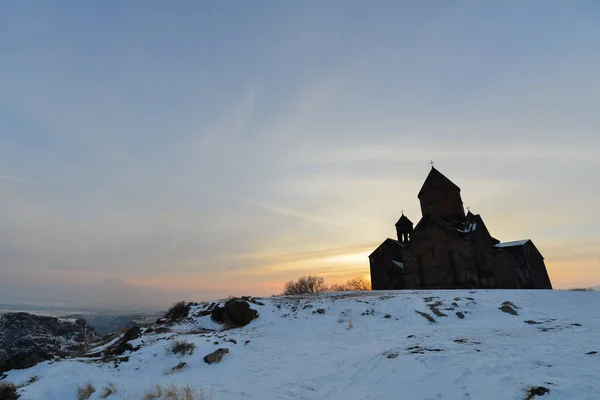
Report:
417,167,461,198
395,213,413,227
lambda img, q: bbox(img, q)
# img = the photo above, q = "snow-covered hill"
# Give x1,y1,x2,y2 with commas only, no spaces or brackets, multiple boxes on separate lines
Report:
3,290,600,400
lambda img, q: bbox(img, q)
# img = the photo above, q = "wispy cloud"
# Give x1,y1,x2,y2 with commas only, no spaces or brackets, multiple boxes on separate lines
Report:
0,174,45,187
244,199,349,227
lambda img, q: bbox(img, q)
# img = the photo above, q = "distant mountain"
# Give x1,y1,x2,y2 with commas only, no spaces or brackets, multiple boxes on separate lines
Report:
0,277,226,313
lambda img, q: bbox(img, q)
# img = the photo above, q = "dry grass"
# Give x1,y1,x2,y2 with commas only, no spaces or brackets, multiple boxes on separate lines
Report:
0,382,18,400
100,382,118,398
77,382,96,400
165,362,187,375
143,383,205,400
170,340,195,356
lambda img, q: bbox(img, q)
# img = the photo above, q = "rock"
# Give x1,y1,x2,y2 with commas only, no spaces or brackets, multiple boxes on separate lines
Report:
164,302,191,322
456,312,465,319
499,305,518,315
103,327,141,359
203,348,229,364
586,351,597,355
314,309,325,315
211,299,258,328
0,312,99,374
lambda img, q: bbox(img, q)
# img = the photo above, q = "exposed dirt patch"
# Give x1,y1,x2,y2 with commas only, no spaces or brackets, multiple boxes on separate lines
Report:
407,345,444,355
525,386,550,399
427,301,448,317
415,310,436,323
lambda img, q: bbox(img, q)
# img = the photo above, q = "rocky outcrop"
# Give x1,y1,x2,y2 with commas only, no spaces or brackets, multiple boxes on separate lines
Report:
211,299,258,328
0,312,99,374
102,327,141,359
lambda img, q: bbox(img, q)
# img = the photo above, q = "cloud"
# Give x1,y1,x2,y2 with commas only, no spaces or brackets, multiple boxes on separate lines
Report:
0,174,45,187
243,199,349,227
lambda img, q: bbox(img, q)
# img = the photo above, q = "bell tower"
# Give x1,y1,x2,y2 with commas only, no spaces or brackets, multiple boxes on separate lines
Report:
417,167,465,222
395,213,413,244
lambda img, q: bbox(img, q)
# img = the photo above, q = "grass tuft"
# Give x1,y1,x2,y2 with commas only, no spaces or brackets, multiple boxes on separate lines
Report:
77,382,96,400
0,382,18,400
166,362,187,374
171,340,195,356
100,382,118,398
143,383,204,400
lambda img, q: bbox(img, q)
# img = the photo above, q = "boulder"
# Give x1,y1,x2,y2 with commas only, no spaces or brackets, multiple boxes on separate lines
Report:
211,299,258,328
203,348,229,364
499,304,518,315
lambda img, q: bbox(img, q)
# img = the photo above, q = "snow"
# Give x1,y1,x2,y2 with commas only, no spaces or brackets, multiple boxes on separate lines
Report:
495,240,530,248
461,221,477,233
4,290,600,399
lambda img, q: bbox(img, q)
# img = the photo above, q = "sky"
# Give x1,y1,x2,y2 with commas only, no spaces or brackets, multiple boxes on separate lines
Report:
1,1,599,308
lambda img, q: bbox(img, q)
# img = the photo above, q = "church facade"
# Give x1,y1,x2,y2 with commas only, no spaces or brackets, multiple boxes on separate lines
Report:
369,167,553,290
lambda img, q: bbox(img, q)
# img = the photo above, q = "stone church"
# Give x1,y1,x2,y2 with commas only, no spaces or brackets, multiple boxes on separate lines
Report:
369,167,553,290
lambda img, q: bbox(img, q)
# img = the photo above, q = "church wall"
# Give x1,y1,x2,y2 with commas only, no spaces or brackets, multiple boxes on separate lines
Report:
402,226,519,289
370,241,405,290
403,226,482,289
485,248,520,289
523,242,553,289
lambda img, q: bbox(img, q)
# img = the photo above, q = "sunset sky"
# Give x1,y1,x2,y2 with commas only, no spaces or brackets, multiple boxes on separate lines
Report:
1,2,599,305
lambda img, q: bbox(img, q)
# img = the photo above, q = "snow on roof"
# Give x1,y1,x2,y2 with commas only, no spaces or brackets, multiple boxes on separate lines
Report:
495,239,529,248
391,260,404,269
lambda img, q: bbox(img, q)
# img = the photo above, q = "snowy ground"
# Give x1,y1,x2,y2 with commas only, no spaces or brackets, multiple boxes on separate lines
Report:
3,290,600,399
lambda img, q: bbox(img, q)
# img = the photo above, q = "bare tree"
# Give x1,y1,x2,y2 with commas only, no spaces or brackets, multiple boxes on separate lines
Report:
283,275,328,295
345,277,372,291
329,283,347,292
329,277,372,292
